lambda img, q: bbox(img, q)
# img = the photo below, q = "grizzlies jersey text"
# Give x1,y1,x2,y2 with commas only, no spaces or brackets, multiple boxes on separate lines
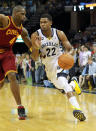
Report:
37,28,62,59
37,28,63,71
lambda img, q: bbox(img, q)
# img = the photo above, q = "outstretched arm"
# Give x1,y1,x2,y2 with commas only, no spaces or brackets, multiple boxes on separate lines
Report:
21,27,32,50
0,14,9,27
0,14,6,22
31,32,41,61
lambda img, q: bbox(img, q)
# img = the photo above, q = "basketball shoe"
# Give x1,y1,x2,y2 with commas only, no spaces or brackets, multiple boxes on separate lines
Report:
73,110,86,121
71,77,82,95
18,106,27,120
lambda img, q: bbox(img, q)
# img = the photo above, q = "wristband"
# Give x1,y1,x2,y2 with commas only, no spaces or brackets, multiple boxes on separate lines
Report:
29,47,32,52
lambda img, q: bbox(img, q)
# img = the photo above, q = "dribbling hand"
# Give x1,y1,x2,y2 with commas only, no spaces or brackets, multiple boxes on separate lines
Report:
34,36,41,49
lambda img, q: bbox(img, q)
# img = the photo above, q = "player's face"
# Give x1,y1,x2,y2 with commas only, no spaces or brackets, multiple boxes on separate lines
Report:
15,9,26,23
40,18,52,31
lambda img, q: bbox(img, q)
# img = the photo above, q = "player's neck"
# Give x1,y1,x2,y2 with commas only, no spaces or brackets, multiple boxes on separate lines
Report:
12,16,21,27
41,28,52,38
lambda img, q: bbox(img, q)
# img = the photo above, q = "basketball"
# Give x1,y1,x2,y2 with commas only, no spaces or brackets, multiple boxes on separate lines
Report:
58,54,74,70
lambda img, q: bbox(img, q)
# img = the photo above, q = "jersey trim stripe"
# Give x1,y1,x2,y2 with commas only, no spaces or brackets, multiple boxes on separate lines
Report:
5,70,17,77
56,29,61,42
36,30,39,36
11,17,22,30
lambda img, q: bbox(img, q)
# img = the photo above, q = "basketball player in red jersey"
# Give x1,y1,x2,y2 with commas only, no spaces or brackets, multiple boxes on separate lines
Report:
0,5,39,120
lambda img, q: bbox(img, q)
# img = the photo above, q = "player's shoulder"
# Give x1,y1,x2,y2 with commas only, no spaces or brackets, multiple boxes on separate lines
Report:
56,29,64,35
0,14,6,18
56,29,65,40
0,14,8,21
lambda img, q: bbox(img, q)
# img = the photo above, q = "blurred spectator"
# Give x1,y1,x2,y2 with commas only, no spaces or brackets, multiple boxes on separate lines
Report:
25,54,31,78
16,54,25,83
1,2,11,15
31,58,35,85
35,57,45,85
79,56,96,89
21,0,26,9
22,54,26,79
10,1,16,8
28,0,36,14
92,44,96,62
26,0,33,6
78,45,91,72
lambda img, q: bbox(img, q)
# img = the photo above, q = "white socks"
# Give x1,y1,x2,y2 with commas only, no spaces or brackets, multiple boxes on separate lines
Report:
69,96,81,110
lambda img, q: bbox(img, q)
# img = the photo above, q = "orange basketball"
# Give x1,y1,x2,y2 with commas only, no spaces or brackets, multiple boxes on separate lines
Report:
58,54,74,70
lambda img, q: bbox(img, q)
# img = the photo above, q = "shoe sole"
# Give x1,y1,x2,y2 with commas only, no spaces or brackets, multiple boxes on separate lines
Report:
19,116,26,120
18,115,27,120
73,110,86,121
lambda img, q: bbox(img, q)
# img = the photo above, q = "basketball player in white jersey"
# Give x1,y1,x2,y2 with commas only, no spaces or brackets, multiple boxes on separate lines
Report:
31,14,86,121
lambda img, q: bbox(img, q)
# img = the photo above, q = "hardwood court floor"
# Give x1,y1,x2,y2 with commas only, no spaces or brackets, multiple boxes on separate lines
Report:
0,83,96,131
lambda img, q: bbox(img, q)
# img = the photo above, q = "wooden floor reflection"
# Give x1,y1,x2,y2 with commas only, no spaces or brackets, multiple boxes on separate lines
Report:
0,83,96,131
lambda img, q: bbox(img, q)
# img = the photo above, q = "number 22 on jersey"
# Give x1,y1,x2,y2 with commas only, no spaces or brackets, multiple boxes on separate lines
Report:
46,47,56,57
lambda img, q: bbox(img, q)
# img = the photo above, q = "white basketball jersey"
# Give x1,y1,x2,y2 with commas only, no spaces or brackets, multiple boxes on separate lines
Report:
37,28,62,70
37,29,73,92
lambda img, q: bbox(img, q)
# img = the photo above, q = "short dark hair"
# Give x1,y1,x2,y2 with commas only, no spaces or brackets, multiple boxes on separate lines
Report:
40,13,52,21
12,5,25,14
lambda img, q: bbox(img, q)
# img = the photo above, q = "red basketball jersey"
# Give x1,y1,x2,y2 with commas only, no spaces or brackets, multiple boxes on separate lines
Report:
0,16,22,53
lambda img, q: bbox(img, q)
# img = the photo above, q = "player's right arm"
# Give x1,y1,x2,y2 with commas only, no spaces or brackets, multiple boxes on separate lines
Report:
0,14,9,26
31,32,41,61
57,30,75,55
0,14,6,22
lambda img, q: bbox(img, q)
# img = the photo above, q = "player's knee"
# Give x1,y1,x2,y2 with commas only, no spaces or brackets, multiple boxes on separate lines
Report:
0,81,4,89
8,72,16,82
66,91,74,98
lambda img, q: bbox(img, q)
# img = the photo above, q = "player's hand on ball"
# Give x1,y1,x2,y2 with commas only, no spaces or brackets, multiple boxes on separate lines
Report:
58,53,74,70
34,36,41,49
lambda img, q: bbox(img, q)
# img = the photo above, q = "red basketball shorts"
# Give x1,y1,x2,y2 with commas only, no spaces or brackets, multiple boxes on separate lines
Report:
0,50,17,83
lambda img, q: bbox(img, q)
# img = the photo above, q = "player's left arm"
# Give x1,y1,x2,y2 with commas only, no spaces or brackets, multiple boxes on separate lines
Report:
57,30,75,55
21,27,32,51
